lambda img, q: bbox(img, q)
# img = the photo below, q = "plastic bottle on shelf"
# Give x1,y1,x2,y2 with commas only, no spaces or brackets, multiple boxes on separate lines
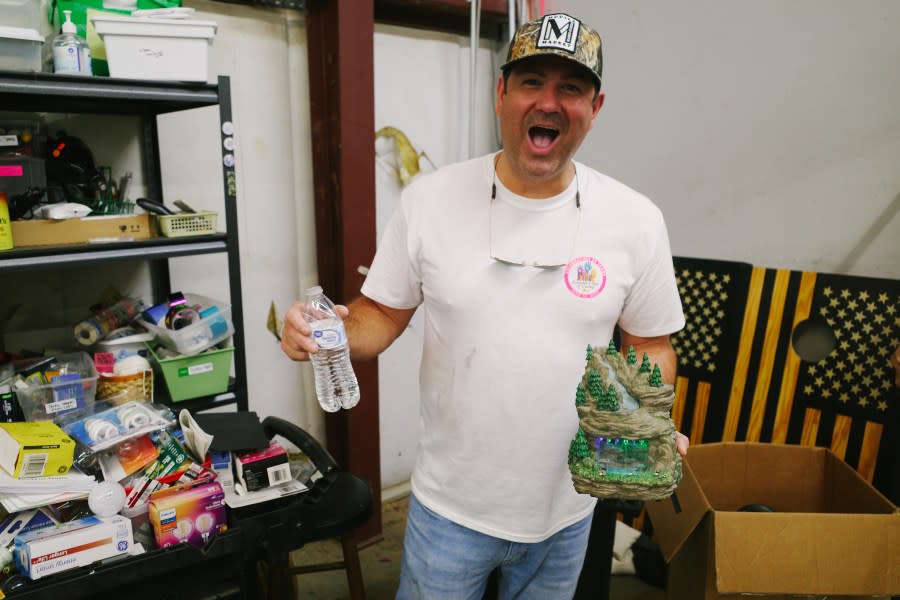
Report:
0,192,13,251
52,10,92,76
303,286,360,412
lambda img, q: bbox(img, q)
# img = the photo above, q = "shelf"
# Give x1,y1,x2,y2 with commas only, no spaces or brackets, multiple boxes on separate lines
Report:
0,71,221,116
0,73,248,414
0,234,228,272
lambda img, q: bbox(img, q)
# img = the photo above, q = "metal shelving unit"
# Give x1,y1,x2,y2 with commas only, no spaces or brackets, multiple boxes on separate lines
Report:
0,71,248,414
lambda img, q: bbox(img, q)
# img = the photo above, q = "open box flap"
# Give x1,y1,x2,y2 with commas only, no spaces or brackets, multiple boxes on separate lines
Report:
644,456,710,562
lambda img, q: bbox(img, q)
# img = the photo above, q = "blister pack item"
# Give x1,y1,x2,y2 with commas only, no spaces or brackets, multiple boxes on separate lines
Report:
97,434,159,482
61,401,175,452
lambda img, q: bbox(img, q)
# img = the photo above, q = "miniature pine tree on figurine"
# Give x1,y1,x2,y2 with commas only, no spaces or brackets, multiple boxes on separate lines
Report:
648,364,663,387
597,383,619,411
607,384,620,410
607,339,618,356
588,369,603,398
639,352,651,374
569,428,591,464
594,385,607,410
627,345,637,365
585,344,593,362
575,382,587,406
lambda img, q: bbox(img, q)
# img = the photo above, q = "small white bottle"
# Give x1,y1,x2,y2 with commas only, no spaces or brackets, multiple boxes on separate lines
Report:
52,10,92,76
303,286,360,412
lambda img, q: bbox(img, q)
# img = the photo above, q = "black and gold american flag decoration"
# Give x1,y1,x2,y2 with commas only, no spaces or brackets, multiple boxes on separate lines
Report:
669,257,898,503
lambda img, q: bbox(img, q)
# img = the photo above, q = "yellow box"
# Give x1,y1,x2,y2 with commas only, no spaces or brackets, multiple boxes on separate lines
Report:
10,214,155,247
0,422,75,478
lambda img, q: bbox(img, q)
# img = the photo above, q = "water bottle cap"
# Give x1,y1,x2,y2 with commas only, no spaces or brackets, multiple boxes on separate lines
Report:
305,285,323,296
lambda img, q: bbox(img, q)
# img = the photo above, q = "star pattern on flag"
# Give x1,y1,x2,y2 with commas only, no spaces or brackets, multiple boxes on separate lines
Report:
671,268,732,373
801,286,899,413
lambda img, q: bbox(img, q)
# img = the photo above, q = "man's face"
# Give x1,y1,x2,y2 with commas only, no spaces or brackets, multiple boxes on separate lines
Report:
495,55,604,192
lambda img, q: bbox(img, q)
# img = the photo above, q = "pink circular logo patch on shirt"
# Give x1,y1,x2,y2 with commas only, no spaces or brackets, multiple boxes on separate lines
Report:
564,256,607,298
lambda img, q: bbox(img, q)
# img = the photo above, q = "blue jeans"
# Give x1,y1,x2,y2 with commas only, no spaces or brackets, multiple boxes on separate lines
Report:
396,493,593,600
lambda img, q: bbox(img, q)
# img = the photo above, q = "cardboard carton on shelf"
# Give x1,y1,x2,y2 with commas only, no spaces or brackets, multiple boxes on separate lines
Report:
646,442,898,600
10,214,156,247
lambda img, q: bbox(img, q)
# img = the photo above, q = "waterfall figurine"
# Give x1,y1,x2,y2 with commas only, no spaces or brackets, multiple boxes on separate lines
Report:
568,340,682,500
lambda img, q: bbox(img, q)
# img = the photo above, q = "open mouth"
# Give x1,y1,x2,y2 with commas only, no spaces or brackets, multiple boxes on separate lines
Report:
529,126,559,149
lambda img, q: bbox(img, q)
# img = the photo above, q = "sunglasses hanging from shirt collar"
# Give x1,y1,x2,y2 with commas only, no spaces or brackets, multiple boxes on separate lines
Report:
489,158,583,269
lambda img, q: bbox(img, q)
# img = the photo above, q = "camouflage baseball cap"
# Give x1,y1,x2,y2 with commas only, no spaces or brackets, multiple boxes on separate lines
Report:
502,13,602,88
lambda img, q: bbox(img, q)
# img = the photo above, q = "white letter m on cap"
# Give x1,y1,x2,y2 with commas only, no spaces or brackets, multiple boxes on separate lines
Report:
537,14,580,53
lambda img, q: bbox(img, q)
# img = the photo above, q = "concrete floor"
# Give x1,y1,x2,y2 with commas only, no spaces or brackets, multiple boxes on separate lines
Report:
288,495,666,600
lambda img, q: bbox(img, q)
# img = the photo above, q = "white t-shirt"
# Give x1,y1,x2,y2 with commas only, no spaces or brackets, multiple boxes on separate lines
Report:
362,153,685,543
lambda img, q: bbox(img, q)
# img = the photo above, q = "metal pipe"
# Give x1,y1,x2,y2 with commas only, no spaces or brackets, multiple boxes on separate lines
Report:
469,0,481,158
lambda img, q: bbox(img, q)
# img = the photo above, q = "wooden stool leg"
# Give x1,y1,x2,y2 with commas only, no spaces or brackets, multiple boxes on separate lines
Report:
340,531,366,600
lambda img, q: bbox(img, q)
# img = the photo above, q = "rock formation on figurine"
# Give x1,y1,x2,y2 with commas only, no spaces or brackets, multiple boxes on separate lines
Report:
568,340,682,501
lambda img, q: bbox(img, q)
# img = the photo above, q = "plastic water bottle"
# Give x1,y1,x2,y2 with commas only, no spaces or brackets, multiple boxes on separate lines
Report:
304,286,360,412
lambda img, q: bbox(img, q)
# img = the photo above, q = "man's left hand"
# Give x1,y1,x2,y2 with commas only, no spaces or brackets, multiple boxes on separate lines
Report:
675,431,689,457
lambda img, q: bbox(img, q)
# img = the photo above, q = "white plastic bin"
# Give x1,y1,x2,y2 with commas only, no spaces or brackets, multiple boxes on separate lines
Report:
0,0,40,30
138,294,233,356
0,27,43,73
90,15,216,82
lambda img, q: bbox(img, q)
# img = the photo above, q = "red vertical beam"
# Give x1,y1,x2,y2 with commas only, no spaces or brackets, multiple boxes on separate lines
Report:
306,0,381,541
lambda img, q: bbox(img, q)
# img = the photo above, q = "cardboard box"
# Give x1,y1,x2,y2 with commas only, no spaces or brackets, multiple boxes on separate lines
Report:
0,422,75,478
233,441,291,493
13,514,133,580
646,442,898,599
11,214,154,247
147,478,227,548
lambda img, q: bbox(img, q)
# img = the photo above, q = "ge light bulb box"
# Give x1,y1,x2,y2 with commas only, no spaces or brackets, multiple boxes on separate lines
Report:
0,422,75,478
14,515,133,580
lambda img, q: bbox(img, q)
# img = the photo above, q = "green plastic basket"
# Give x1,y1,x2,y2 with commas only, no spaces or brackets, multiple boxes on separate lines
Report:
147,344,233,402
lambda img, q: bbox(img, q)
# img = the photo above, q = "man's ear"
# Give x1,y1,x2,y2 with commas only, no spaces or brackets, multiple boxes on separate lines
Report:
592,90,605,118
495,75,506,114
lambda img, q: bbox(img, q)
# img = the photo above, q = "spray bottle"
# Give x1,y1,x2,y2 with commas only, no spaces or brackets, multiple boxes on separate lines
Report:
52,10,92,75
0,192,13,251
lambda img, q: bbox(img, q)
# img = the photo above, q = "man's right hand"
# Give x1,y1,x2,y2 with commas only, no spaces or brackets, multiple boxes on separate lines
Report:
279,301,349,362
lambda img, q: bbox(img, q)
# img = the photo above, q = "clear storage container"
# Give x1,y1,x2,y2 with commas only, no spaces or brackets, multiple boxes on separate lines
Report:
137,294,233,356
14,352,98,422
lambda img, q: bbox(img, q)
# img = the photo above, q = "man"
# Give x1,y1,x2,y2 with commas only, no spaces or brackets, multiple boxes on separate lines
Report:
282,13,687,599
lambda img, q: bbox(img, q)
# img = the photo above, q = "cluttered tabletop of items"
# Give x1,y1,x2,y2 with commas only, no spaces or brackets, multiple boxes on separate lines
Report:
0,303,313,596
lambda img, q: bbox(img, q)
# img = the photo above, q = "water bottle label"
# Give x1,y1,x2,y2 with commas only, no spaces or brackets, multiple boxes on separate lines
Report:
311,322,347,349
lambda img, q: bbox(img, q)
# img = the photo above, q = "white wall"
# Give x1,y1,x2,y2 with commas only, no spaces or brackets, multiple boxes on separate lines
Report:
373,25,502,490
549,0,900,279
172,2,321,437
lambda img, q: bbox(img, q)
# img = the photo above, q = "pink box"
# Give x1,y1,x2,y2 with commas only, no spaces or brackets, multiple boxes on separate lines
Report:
147,479,227,548
234,441,291,492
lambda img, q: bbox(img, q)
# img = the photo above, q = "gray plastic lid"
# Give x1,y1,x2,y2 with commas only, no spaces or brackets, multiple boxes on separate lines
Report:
0,26,44,43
